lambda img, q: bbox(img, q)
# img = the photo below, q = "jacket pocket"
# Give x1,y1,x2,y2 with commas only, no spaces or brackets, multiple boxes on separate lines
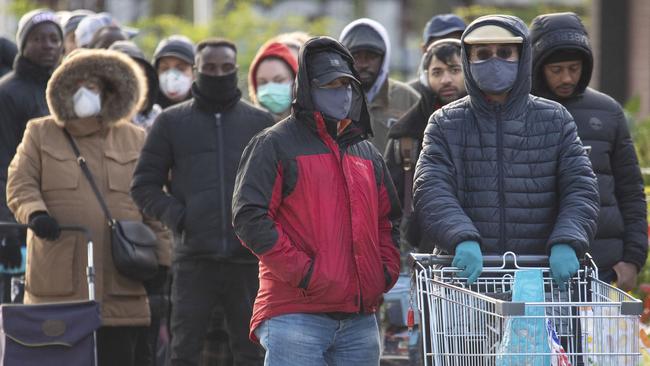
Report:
182,193,219,244
26,234,76,296
105,150,139,193
304,256,330,299
108,264,147,296
41,145,79,191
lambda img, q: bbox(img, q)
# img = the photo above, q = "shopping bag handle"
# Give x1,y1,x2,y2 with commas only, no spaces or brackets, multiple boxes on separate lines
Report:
409,251,595,269
0,221,93,242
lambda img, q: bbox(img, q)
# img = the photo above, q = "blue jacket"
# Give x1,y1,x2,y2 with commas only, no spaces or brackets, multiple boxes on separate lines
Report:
413,15,599,256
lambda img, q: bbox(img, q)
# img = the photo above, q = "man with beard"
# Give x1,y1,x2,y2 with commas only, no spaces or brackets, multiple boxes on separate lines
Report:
530,13,647,291
0,9,63,291
407,14,466,95
131,39,273,366
385,39,466,250
340,18,420,154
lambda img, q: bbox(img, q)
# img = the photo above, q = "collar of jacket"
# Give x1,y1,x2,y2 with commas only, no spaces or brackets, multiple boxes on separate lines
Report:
14,56,52,84
59,116,105,137
387,86,446,140
191,83,241,114
156,90,191,109
311,111,364,149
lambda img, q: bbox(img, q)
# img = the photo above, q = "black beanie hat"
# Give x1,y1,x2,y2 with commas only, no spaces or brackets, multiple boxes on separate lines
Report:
544,49,584,65
16,9,62,54
153,35,195,69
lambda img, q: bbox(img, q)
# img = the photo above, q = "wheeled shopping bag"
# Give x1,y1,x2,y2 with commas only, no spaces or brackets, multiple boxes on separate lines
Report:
0,223,100,366
0,300,100,365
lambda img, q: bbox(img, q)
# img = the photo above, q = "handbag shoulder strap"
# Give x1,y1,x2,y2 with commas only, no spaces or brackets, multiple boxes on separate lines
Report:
62,128,114,224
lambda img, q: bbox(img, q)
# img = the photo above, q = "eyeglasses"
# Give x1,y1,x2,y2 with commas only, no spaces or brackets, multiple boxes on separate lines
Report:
471,45,518,62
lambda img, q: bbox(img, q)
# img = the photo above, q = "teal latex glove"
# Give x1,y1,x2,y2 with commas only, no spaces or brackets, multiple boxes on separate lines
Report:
549,244,579,290
452,241,483,284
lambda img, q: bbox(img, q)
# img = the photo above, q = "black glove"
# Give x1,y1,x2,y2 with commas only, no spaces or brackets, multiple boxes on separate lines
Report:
29,212,61,241
0,229,22,269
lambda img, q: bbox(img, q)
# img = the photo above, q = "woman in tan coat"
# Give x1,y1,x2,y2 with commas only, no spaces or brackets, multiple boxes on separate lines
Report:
7,49,171,366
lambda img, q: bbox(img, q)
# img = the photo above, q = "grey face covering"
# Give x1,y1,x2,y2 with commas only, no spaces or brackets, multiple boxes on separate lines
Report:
470,58,518,94
311,84,353,121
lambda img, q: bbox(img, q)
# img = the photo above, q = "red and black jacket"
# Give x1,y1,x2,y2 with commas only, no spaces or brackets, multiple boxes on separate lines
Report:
232,37,401,340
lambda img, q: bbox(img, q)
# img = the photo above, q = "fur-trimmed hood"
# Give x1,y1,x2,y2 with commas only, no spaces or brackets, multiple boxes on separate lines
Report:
46,49,147,127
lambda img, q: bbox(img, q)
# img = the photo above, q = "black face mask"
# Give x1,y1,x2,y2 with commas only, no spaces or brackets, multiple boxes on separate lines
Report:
193,71,242,112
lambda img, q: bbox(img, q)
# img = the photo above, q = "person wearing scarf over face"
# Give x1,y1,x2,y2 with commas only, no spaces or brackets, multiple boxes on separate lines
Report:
232,36,401,366
131,38,273,366
6,49,171,366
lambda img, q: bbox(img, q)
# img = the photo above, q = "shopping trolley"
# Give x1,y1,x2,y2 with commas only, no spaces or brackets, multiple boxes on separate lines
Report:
409,252,643,366
0,223,101,366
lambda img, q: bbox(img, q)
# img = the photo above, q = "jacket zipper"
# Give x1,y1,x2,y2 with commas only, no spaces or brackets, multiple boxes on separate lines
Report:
337,145,363,313
495,106,506,252
215,113,227,251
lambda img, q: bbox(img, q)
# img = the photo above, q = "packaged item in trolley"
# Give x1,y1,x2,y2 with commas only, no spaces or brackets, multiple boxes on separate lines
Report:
496,269,550,366
546,319,571,366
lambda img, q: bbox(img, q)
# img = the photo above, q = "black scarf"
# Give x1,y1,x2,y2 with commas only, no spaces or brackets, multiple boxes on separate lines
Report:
192,72,242,113
14,56,53,84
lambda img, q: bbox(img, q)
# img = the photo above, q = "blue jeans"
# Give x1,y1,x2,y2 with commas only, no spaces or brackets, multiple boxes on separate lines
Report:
255,313,380,366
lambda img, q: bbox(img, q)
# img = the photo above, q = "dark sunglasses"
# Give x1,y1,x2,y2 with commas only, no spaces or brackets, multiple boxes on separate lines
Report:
474,46,517,61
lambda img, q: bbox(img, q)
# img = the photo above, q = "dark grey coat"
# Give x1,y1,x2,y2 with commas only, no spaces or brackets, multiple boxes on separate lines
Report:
413,15,599,256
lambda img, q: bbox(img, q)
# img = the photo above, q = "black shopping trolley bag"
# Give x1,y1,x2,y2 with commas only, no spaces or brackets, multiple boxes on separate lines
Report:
0,300,100,366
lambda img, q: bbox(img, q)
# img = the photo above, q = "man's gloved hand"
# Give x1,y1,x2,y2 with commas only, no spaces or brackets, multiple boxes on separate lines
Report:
0,229,22,269
29,212,61,241
452,241,483,284
549,244,579,290
612,261,638,292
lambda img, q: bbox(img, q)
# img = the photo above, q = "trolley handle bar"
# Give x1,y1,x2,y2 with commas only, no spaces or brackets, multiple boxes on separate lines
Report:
0,222,92,242
409,251,593,268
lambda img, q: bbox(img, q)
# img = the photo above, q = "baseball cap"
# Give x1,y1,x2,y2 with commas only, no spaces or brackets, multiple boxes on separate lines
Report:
423,14,466,43
308,51,359,87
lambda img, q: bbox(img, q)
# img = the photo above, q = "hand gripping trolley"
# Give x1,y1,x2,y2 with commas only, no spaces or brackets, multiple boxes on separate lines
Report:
0,223,101,366
409,252,643,366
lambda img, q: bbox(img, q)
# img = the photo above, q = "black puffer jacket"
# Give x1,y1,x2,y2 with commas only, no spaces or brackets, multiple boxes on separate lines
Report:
0,38,17,77
131,88,274,262
413,15,599,256
0,56,53,223
531,12,647,271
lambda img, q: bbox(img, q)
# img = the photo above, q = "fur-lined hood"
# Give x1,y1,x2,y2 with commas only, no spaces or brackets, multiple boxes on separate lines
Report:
46,49,147,127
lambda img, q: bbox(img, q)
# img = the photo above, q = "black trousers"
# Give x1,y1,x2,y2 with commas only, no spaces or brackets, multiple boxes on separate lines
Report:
135,266,170,366
170,260,263,366
97,326,147,366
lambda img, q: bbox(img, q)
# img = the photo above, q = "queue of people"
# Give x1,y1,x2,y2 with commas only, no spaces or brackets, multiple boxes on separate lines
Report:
0,6,646,366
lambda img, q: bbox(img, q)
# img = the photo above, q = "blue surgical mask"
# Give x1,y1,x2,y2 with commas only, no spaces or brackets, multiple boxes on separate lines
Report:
311,84,352,121
257,82,292,114
470,58,518,94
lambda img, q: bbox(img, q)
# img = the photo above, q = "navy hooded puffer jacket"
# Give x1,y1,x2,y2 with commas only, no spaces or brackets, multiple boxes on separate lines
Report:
530,12,647,271
413,15,599,256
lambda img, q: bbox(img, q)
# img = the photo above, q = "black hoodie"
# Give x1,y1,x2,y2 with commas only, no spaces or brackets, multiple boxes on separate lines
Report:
414,15,599,256
531,12,647,271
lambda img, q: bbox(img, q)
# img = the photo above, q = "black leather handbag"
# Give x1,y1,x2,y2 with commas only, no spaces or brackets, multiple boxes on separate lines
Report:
64,129,158,281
